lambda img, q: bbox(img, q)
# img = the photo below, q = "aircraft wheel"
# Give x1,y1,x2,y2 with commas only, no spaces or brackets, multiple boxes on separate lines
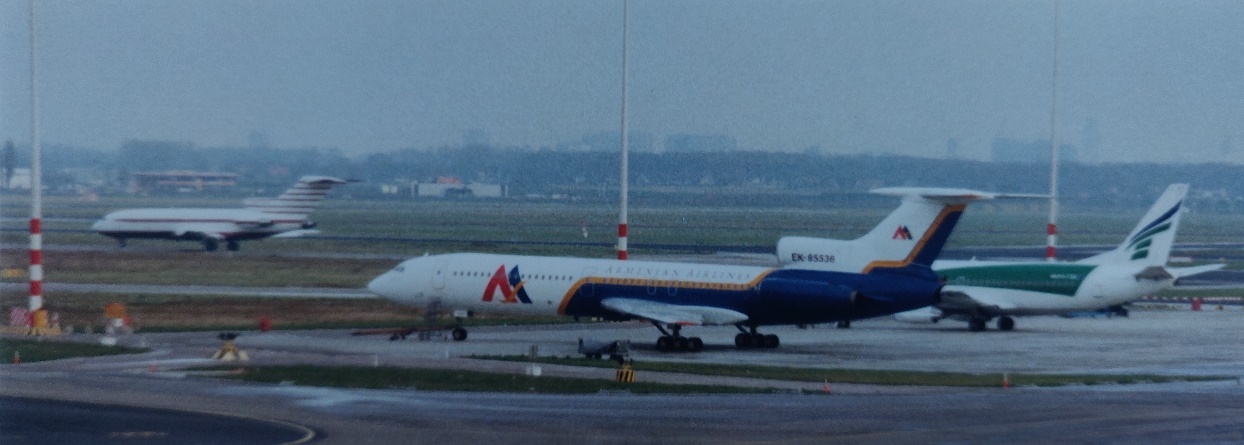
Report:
764,334,780,349
689,337,704,352
836,320,851,329
451,327,468,341
968,319,987,332
656,336,670,351
226,241,241,251
676,336,690,351
998,316,1015,331
203,239,219,251
734,333,752,348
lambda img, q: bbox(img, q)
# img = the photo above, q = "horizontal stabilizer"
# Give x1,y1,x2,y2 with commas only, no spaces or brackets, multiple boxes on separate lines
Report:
601,297,749,326
1168,263,1226,280
870,187,1048,204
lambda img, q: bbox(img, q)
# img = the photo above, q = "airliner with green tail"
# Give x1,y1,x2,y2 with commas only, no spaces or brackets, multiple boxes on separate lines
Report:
892,184,1223,331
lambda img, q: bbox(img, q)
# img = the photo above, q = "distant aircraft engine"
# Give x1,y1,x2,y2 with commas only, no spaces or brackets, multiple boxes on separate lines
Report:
302,221,317,229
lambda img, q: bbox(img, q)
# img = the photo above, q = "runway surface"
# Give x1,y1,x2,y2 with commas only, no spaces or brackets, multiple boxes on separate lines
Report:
4,310,1244,444
0,395,313,445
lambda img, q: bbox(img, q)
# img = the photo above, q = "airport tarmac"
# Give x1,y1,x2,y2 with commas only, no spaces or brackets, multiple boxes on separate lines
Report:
4,307,1244,443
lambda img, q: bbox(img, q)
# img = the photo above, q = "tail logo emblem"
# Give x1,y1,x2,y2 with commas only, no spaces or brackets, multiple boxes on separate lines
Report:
1126,202,1180,260
892,225,913,240
482,265,533,304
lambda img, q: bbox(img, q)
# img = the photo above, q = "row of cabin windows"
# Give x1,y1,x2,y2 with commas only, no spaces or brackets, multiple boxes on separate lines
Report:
448,270,748,290
949,277,1072,288
451,270,574,281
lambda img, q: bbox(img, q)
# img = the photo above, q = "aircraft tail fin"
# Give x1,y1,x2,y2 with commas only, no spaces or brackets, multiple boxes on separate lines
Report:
1078,184,1188,267
243,176,352,216
778,188,1036,274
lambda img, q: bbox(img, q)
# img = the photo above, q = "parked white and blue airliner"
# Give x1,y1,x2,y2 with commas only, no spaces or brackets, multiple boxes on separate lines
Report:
368,188,1009,351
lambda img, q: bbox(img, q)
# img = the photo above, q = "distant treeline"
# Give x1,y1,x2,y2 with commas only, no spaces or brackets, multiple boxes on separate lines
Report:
17,141,1244,212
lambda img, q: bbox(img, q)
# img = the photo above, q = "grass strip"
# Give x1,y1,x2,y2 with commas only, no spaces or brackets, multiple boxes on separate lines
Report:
195,364,786,394
475,355,1231,387
0,338,149,363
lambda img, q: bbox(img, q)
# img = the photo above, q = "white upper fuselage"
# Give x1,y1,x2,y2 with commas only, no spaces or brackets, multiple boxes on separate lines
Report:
368,252,772,317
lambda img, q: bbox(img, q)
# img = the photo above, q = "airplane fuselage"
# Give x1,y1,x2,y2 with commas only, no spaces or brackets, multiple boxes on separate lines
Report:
91,208,310,242
933,260,1172,315
368,252,944,326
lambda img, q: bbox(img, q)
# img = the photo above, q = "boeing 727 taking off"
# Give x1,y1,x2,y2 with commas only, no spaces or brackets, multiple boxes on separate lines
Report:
92,176,351,251
368,188,1004,351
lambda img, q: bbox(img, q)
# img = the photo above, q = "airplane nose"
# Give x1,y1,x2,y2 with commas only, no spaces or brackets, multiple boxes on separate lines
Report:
367,269,402,298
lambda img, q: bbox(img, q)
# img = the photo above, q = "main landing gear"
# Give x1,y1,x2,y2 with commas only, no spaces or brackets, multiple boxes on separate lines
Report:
734,325,779,349
968,316,1015,332
202,239,241,252
652,323,703,352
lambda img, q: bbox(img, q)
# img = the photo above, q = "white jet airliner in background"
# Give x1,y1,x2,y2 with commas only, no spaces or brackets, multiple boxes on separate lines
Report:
368,187,1007,351
92,175,352,251
881,184,1223,331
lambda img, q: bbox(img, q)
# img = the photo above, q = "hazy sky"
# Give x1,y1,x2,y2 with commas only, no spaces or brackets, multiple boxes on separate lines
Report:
2,0,1242,164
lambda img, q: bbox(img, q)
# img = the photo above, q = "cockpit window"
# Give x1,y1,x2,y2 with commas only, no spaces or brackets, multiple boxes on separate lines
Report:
394,266,405,272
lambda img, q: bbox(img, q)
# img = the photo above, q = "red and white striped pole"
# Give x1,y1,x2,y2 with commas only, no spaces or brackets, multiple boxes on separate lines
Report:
1045,222,1057,261
1046,0,1060,263
28,0,44,310
616,0,629,261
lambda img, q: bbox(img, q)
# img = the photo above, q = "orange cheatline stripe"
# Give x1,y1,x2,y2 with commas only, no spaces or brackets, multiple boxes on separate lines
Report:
555,268,777,315
861,204,965,274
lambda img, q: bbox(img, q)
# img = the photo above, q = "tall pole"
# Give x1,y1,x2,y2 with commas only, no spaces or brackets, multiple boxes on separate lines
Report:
1046,0,1061,263
28,0,44,310
617,0,630,260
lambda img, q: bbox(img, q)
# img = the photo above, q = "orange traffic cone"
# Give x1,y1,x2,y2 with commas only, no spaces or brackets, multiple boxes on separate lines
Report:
13,351,19,364
823,379,831,394
1002,373,1010,389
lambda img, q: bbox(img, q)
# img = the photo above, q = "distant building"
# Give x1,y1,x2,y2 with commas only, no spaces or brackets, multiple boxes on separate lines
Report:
574,131,655,152
381,176,505,198
129,171,239,194
991,137,1077,164
664,134,737,153
6,168,30,190
413,182,505,198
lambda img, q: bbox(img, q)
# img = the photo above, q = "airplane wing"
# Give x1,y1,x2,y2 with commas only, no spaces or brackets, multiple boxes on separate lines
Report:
270,229,322,238
935,285,1019,316
173,226,228,240
600,298,749,326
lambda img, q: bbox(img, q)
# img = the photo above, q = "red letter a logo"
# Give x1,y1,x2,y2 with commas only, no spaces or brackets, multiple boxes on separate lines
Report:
481,265,515,302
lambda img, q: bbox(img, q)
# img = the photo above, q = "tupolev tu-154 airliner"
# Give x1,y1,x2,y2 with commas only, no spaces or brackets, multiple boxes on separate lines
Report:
368,187,1018,351
92,175,352,252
